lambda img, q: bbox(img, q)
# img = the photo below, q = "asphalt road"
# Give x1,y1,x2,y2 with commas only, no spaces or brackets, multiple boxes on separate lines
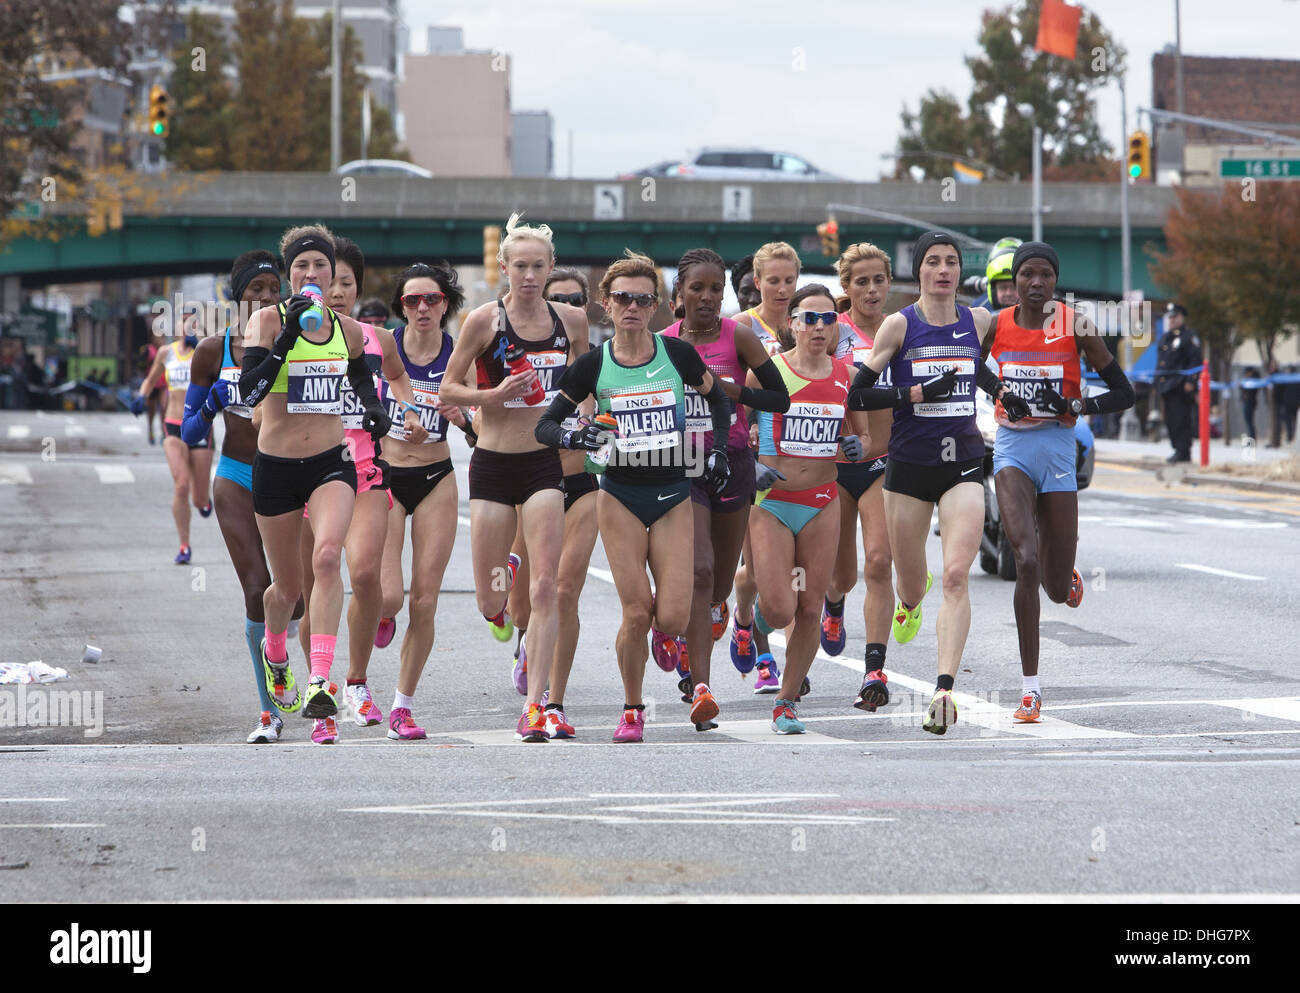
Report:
1,410,1297,900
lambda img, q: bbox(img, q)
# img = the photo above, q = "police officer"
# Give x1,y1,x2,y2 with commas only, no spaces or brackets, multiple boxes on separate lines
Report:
1154,303,1202,463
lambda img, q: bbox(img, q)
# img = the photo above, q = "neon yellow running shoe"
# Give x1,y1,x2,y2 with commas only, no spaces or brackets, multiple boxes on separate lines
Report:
487,609,514,643
260,639,300,713
922,688,958,735
302,677,340,719
891,571,933,644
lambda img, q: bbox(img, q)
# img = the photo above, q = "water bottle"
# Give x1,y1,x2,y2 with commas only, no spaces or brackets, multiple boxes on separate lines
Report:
299,282,325,333
589,413,619,468
503,343,544,405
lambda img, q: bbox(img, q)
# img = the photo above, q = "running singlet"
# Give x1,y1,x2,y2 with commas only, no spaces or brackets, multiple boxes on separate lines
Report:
831,316,891,464
270,306,349,415
554,334,707,487
990,305,1083,430
476,301,571,409
661,318,747,450
338,324,386,462
886,304,983,465
379,326,454,445
757,352,852,459
219,331,251,419
745,309,786,357
163,344,194,393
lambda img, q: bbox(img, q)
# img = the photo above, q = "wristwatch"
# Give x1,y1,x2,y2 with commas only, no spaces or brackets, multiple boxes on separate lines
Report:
1068,397,1086,417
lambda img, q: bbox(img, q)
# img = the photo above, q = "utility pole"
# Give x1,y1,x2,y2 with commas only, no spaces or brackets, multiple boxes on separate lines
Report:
1174,0,1185,176
330,0,341,172
1032,125,1043,242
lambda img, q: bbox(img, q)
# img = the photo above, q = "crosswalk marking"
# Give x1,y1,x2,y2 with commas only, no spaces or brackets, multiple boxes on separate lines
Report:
93,465,135,484
1175,563,1266,581
1210,697,1300,722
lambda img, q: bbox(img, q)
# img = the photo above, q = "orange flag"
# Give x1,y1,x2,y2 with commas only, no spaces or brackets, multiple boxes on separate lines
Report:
1036,0,1081,59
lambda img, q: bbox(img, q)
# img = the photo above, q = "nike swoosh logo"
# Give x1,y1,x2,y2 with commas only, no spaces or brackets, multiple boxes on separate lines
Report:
719,494,740,502
1043,335,1066,345
656,493,673,501
645,364,667,379
1054,471,1069,478
961,467,979,476
952,332,970,339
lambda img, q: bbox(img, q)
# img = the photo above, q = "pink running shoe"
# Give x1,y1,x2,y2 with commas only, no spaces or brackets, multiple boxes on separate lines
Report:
374,616,397,648
512,634,528,695
387,707,427,741
651,628,680,673
516,703,549,742
612,708,644,743
311,717,339,744
345,682,384,727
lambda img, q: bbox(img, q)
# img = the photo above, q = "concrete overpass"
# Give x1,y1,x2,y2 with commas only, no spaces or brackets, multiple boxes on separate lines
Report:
1,174,1177,296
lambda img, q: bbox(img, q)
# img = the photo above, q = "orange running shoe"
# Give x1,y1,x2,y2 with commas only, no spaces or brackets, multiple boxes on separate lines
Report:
1013,691,1042,723
689,682,719,724
710,601,730,642
1067,569,1084,608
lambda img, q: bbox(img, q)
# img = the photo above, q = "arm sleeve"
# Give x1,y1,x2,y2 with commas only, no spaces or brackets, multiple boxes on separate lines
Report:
847,362,905,411
1085,360,1136,416
702,376,732,451
975,361,1003,398
179,382,213,445
535,393,579,448
662,335,710,387
553,348,599,403
347,354,381,409
237,317,297,408
737,358,790,412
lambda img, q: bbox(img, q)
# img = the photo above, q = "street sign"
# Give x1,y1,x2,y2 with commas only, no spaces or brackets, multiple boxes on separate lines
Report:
1219,158,1300,179
722,185,752,222
593,184,624,220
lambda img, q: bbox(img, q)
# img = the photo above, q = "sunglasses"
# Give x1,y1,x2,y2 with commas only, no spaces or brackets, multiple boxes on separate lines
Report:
548,292,587,307
608,291,658,309
401,291,446,309
793,310,838,326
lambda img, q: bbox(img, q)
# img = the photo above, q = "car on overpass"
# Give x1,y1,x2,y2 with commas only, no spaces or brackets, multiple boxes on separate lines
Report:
620,148,841,182
339,159,434,179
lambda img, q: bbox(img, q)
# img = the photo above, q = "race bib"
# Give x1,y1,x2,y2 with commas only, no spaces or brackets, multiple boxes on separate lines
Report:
610,388,679,452
286,357,347,414
999,361,1065,419
683,376,736,434
218,365,251,419
385,378,445,443
165,360,190,390
910,357,975,418
504,349,567,408
778,401,844,458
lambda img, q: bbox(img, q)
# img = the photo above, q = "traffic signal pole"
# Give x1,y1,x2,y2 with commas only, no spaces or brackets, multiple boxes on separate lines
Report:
1118,70,1139,442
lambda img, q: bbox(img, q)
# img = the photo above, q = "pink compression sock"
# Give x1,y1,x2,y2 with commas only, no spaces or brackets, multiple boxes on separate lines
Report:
265,629,288,664
309,634,336,681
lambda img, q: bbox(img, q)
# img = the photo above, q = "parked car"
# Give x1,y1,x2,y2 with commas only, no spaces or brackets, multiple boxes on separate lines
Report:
621,148,841,182
338,159,434,179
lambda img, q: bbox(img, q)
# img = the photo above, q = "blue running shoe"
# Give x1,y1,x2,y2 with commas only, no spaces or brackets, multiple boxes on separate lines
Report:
753,654,780,694
771,699,805,735
730,621,756,674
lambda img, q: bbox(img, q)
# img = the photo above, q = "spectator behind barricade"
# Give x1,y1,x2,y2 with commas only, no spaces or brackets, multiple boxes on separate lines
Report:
1154,303,1202,463
1283,364,1300,445
1239,366,1261,442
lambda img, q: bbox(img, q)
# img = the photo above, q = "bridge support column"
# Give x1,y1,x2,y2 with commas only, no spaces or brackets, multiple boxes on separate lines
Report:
0,276,19,313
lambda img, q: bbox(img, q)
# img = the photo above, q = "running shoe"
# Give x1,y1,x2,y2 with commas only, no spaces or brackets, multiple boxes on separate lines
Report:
174,545,191,565
246,711,284,744
730,621,756,674
651,626,680,673
511,633,528,695
674,640,690,680
710,601,730,642
612,708,644,743
753,654,781,694
344,682,383,727
374,616,397,648
545,707,575,739
486,608,513,643
198,501,213,518
387,706,427,740
891,570,934,644
771,699,805,735
302,677,340,719
694,720,718,732
506,551,521,590
689,683,719,725
1013,691,1042,723
820,601,846,656
853,669,890,712
1067,568,1084,608
922,688,958,736
260,640,300,713
516,703,549,742
311,717,339,745
799,677,811,700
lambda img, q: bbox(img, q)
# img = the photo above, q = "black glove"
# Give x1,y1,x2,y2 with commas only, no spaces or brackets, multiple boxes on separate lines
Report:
565,417,615,452
999,387,1032,422
754,463,786,491
839,435,865,462
361,404,392,442
1036,381,1077,417
282,294,315,336
701,449,731,494
919,367,959,402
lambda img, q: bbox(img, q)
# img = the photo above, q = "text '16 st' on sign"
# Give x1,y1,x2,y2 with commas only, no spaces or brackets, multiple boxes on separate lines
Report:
1219,159,1300,179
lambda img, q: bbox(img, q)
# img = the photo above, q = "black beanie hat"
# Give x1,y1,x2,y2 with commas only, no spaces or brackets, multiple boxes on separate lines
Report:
911,231,962,282
1011,241,1060,280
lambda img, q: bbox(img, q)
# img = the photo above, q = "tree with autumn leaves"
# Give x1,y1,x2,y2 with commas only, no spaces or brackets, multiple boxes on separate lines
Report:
1148,183,1300,391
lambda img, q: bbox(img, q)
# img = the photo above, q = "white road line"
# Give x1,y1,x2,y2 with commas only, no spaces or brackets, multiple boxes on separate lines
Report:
256,893,1300,904
65,424,86,437
1181,517,1286,530
765,631,1136,740
0,798,69,803
93,464,135,484
119,425,142,435
0,823,105,829
1209,698,1300,722
0,464,33,485
6,425,30,439
1174,563,1266,581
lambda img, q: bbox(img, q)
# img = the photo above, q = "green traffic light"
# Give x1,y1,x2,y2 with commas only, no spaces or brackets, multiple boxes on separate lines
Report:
152,123,163,135
1128,163,1141,178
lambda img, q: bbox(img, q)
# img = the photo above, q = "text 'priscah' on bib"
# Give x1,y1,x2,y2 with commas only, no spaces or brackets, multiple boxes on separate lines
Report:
504,350,567,409
910,357,975,418
999,361,1065,419
610,388,680,452
778,401,844,457
286,357,347,414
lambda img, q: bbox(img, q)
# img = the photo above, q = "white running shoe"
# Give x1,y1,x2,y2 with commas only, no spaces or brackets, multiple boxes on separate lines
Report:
246,711,284,744
344,682,384,727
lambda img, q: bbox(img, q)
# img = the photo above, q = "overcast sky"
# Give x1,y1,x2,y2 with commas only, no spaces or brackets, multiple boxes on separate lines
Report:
401,0,1300,179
